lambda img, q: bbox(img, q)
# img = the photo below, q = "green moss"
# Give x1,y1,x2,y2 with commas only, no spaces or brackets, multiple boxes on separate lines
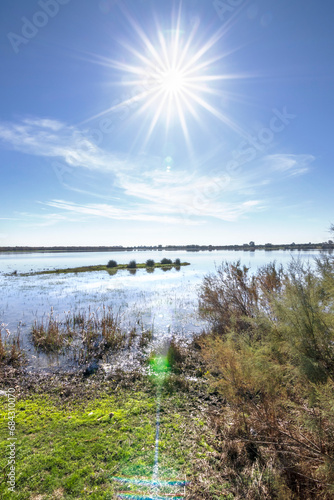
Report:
0,382,211,499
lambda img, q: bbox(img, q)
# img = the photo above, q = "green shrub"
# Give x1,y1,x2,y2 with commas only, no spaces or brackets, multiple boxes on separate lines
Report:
199,260,259,336
160,258,172,265
127,260,137,269
107,259,117,268
199,257,334,496
146,259,155,267
174,258,181,266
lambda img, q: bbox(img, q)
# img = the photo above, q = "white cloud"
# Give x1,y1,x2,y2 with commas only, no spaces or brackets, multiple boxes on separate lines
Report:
43,200,201,225
265,154,314,176
0,117,312,225
0,117,127,173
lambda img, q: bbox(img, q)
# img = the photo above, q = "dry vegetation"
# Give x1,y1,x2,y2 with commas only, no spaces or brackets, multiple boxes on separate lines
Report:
195,253,334,498
0,324,25,367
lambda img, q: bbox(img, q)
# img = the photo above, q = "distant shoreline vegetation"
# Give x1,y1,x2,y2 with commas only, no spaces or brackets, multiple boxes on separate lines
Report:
17,259,190,277
0,242,333,253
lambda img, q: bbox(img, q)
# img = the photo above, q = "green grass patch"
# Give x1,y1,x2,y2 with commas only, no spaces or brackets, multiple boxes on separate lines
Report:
19,262,190,277
0,378,211,499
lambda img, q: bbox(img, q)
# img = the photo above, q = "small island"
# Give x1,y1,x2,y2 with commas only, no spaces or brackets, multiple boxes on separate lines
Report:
19,258,190,276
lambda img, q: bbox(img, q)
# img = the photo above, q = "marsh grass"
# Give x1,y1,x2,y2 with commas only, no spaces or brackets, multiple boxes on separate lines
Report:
31,308,74,352
0,325,25,367
30,305,156,365
100,308,126,350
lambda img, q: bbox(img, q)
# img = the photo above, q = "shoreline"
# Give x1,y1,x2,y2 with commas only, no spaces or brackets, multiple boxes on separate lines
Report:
1,243,333,254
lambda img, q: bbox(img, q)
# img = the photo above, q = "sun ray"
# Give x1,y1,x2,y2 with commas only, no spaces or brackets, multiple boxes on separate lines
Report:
174,92,191,149
78,8,255,145
185,88,247,137
143,92,170,148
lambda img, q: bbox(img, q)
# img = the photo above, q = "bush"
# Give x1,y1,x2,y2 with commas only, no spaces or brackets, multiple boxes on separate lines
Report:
127,260,137,269
146,259,155,267
174,258,181,266
160,258,172,265
199,258,334,497
199,260,259,336
107,259,117,268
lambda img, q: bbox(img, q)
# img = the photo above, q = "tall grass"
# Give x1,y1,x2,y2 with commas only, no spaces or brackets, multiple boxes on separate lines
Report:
31,309,69,352
30,305,154,364
0,324,25,366
198,257,334,498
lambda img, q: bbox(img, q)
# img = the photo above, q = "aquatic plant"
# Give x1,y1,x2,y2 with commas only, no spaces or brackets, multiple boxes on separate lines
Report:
31,316,64,352
100,308,126,350
31,308,74,352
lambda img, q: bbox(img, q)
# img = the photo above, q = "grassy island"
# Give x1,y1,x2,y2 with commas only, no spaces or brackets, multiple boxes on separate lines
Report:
19,259,190,277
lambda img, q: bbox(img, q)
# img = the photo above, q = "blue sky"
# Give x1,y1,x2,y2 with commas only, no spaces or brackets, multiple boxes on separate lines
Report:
0,0,333,246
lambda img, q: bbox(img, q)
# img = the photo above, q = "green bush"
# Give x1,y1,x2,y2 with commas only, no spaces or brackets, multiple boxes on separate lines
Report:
127,260,137,269
106,259,117,268
160,258,172,265
146,259,155,267
174,258,181,266
199,256,334,496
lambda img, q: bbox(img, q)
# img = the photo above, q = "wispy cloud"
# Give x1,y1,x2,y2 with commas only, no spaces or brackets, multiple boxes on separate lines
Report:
266,154,314,176
0,117,312,224
42,199,201,225
0,117,126,173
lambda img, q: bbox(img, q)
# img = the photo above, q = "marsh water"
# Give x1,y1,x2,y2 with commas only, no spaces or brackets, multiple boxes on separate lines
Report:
0,249,324,371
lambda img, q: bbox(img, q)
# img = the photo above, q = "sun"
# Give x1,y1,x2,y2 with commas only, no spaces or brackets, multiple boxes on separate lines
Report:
160,68,186,95
83,8,247,146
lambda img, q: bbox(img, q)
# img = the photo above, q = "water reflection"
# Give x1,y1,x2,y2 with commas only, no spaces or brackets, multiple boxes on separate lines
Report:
107,268,118,276
128,269,137,275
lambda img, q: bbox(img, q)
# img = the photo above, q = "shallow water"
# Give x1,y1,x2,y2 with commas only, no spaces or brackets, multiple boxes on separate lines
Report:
0,249,322,370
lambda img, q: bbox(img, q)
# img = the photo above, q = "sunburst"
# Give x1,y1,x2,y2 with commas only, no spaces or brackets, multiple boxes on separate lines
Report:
83,7,247,147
